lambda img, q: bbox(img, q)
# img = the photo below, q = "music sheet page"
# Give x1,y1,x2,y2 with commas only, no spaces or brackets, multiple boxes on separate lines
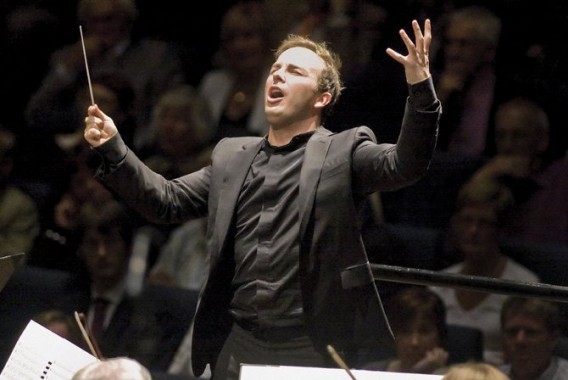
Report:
0,320,97,380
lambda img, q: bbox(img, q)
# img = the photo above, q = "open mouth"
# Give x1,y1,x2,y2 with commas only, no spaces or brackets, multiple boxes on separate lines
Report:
267,86,284,103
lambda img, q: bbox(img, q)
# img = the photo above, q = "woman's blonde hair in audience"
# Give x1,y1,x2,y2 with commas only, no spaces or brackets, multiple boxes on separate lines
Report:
442,362,510,380
72,357,152,380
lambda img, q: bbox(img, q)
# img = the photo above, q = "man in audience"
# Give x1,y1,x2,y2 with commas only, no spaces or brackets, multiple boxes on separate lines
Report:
60,200,179,371
25,0,186,151
471,96,567,244
499,296,568,380
434,5,502,156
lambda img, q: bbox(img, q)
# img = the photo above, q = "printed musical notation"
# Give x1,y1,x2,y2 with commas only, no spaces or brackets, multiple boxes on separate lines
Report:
0,320,97,380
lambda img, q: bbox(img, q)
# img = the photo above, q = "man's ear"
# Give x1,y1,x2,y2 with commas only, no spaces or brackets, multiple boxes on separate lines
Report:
314,92,332,110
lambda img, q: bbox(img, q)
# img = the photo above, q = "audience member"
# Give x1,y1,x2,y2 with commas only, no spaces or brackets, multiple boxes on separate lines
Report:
499,296,568,380
0,127,40,262
142,85,215,177
442,362,510,380
360,286,449,375
135,85,215,250
324,0,452,139
147,218,209,290
55,200,176,370
291,0,390,82
470,96,568,245
151,219,211,379
433,5,503,156
430,177,540,366
12,71,138,221
496,2,568,160
27,152,115,272
25,0,186,152
72,357,152,380
58,71,138,157
198,0,273,141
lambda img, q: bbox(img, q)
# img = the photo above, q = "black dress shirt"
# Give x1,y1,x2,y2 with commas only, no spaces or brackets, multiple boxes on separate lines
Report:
230,132,314,329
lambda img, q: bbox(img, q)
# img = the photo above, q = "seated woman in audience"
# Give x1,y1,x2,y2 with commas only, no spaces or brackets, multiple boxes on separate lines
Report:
142,85,215,178
198,0,272,141
360,286,450,374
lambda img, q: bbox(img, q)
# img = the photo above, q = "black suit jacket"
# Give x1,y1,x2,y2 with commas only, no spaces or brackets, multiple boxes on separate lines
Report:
95,78,441,376
55,274,195,372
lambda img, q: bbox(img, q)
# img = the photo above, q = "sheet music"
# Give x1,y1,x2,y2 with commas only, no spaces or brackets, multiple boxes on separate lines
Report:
0,320,98,380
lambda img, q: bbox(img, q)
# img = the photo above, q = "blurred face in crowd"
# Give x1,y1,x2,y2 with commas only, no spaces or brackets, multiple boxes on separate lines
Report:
156,105,200,158
443,19,493,77
502,311,557,377
80,226,129,288
494,103,548,158
82,0,134,48
394,317,442,368
78,83,122,122
220,3,268,75
451,204,499,261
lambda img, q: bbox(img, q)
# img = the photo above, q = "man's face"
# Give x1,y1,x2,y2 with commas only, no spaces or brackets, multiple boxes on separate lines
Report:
156,106,199,156
221,9,267,74
265,47,327,128
80,227,129,286
451,204,499,260
502,313,556,375
443,20,492,76
495,106,545,157
85,1,130,48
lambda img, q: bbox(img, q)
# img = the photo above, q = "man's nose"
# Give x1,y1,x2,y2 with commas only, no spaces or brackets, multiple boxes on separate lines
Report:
96,241,108,256
272,68,285,83
514,330,528,342
409,332,420,344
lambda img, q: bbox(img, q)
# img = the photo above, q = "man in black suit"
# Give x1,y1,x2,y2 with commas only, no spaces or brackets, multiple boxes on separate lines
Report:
83,20,440,380
60,200,179,371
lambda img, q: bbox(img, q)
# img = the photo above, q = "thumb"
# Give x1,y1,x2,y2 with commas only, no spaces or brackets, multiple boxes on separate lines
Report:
89,104,109,120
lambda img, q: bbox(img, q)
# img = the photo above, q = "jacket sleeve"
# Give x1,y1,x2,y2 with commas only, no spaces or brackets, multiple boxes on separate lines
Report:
93,133,210,224
352,77,441,195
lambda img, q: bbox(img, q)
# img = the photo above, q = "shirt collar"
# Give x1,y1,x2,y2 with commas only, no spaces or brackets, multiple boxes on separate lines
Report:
264,131,315,152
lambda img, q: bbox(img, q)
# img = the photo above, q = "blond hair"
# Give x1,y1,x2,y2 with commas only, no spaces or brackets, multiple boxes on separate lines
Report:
443,362,510,380
72,357,151,380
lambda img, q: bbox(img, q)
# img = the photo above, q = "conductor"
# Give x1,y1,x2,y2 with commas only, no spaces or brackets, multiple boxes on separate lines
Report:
84,20,440,380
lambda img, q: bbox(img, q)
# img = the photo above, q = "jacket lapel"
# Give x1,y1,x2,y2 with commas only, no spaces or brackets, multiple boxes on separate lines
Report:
299,128,332,238
213,139,263,252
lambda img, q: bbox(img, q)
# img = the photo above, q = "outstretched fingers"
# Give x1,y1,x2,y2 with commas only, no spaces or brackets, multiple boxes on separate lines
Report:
413,19,431,61
386,18,433,84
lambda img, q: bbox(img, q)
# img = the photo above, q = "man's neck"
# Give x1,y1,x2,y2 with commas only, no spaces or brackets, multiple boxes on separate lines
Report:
268,120,319,147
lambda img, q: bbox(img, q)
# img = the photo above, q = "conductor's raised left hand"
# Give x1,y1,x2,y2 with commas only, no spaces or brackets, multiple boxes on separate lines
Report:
386,19,432,84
